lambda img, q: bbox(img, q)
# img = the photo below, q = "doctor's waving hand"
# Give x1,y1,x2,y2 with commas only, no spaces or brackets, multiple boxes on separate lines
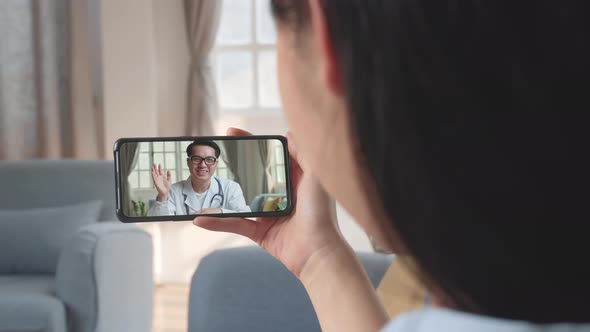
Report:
147,140,251,216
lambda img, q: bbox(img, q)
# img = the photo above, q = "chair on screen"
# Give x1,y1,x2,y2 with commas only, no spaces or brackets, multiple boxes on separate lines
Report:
250,193,288,212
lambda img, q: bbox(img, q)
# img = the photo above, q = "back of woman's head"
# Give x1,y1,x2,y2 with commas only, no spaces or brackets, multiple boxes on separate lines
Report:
272,0,590,323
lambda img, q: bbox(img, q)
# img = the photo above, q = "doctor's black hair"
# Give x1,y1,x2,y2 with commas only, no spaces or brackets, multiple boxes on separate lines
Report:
186,140,221,158
272,0,590,324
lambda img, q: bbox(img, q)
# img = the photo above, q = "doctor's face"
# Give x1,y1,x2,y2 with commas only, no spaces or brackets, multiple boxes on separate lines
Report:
187,145,218,182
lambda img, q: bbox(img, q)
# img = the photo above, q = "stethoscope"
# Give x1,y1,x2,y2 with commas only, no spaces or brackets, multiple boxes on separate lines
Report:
183,177,224,214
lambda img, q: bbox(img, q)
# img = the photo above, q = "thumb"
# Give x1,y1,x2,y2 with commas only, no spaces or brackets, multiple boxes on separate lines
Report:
166,170,171,182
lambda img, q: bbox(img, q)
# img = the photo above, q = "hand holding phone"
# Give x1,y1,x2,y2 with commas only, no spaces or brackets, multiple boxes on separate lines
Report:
114,135,293,222
193,128,344,279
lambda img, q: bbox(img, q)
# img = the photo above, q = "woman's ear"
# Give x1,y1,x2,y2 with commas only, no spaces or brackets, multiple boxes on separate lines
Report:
308,0,344,96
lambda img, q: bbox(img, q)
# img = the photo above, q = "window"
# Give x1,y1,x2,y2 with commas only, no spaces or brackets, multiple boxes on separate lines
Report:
214,0,280,114
274,141,286,185
265,140,286,193
130,142,180,190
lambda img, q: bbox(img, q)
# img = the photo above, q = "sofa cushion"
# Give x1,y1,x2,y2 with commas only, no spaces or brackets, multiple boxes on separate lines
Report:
0,292,67,332
0,275,55,295
0,200,103,274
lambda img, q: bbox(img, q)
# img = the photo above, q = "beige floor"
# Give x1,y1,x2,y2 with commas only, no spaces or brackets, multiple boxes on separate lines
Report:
153,283,190,332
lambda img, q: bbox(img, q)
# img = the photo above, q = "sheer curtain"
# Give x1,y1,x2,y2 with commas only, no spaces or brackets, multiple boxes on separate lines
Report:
221,140,241,183
221,140,267,204
258,140,271,192
0,0,103,160
184,0,223,135
119,143,139,217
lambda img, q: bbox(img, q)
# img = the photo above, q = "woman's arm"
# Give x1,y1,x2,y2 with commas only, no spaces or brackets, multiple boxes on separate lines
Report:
300,242,389,332
195,128,388,332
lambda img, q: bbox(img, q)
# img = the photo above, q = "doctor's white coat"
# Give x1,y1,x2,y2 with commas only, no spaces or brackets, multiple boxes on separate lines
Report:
147,176,251,216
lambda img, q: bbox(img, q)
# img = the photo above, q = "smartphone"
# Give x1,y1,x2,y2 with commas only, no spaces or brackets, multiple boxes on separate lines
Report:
113,135,292,222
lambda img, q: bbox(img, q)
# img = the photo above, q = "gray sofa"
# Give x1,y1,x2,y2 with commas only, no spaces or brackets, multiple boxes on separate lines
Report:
189,246,393,332
0,160,153,332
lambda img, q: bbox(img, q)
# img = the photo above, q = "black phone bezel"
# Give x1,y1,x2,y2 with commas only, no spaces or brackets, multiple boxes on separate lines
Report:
113,135,293,223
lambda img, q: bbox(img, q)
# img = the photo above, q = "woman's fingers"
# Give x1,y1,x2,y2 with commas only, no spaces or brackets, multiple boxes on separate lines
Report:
227,127,253,136
194,217,258,241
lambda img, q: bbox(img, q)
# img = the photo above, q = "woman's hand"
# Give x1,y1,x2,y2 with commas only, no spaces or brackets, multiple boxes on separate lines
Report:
195,128,389,332
193,128,348,277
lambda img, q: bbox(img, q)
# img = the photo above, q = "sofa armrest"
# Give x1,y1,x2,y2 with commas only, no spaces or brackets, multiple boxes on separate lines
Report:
55,222,153,332
188,246,394,332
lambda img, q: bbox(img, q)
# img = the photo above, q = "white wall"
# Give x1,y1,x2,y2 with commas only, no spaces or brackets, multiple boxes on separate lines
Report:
100,0,158,149
152,0,191,137
99,0,190,150
337,204,373,252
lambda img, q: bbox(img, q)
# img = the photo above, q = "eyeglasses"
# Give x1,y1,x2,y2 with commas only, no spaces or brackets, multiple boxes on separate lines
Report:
188,156,217,165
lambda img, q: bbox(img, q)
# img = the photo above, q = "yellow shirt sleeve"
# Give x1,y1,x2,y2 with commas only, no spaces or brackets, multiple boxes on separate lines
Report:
376,256,428,319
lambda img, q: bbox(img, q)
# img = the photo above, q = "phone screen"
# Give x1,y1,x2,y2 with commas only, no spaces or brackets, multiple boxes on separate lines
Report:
114,136,292,222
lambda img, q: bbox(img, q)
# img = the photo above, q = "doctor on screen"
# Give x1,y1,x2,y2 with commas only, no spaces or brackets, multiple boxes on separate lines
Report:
147,140,251,216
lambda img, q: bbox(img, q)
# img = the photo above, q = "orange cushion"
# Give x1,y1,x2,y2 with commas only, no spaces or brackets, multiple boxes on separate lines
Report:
262,196,283,212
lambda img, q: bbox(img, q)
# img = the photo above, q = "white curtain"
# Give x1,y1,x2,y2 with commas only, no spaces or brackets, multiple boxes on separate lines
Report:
258,140,272,192
221,140,267,205
0,0,103,160
184,0,223,135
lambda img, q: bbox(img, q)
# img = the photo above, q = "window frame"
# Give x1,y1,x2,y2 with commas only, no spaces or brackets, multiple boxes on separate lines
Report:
212,0,282,116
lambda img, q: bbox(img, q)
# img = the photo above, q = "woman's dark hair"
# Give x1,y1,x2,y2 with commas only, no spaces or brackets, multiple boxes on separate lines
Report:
272,0,590,324
186,141,221,158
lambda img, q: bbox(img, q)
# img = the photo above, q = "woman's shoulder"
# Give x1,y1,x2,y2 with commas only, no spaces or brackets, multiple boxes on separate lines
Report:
382,308,590,332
